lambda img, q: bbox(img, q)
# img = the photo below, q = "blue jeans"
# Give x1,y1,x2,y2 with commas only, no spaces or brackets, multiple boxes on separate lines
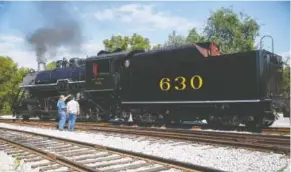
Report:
58,112,66,130
68,113,77,131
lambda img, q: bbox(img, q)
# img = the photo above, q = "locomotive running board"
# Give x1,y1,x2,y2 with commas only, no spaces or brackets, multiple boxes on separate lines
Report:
84,89,114,92
20,80,85,88
121,99,268,104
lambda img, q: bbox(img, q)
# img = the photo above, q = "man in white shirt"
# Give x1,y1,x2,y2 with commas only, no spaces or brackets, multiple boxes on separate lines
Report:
66,96,80,131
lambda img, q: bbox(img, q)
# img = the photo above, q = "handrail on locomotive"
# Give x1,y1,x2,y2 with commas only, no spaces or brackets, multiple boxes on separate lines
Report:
259,35,274,54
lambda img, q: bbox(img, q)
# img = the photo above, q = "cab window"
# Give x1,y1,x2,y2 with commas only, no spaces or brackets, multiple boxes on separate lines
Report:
92,60,110,77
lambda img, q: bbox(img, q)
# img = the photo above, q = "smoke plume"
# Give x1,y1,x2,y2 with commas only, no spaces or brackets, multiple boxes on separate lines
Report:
27,2,82,63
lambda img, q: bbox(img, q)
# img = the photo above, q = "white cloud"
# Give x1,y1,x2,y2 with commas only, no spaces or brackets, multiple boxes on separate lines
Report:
0,34,104,70
0,35,24,43
94,9,115,21
0,35,36,68
93,4,199,33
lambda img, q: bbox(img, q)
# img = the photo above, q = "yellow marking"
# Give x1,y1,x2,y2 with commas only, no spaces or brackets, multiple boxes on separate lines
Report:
190,75,203,89
174,76,187,91
159,78,171,91
159,75,204,91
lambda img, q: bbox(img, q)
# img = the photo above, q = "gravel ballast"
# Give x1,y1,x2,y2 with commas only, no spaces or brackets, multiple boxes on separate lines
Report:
0,123,289,172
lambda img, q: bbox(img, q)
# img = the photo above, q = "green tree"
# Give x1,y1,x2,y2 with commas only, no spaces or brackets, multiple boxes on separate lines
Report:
46,61,57,70
129,33,151,51
186,28,206,43
282,57,290,97
203,7,260,54
152,44,163,50
103,33,151,52
164,30,186,47
103,35,130,52
0,56,29,114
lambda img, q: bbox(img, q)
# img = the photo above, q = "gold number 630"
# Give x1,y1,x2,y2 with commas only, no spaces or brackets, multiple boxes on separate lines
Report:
159,75,203,91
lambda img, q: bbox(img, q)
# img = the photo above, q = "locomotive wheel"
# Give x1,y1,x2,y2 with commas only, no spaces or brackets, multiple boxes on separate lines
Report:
245,116,274,129
260,111,276,128
261,119,274,127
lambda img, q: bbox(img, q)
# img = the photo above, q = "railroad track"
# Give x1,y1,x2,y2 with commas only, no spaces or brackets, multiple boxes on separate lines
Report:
0,118,290,135
0,127,222,172
0,139,75,172
71,125,291,155
0,119,290,155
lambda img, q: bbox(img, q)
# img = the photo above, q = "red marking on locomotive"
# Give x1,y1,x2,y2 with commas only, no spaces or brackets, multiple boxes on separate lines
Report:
194,42,221,57
209,42,221,56
93,63,98,77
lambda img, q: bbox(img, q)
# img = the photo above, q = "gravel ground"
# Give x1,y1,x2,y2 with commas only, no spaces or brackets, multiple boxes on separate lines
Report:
0,123,289,172
0,151,39,172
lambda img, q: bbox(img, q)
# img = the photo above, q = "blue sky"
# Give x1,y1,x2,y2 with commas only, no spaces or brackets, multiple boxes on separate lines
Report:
0,1,290,69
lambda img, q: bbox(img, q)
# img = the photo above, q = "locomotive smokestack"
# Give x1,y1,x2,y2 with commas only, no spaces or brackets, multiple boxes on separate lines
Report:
38,62,46,71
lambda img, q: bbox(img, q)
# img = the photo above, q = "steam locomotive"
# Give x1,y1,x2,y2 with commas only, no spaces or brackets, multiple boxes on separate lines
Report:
11,36,289,128
11,58,86,120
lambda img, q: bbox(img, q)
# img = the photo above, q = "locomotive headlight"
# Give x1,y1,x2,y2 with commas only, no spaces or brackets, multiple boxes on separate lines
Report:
124,60,130,68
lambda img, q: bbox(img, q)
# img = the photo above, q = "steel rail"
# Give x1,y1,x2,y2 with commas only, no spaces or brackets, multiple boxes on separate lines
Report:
77,125,290,154
0,118,289,135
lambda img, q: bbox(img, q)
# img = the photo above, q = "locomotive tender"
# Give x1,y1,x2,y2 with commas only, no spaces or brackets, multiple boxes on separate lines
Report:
12,37,287,128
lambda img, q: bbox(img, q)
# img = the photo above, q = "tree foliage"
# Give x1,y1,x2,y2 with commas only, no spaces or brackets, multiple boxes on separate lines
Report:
129,33,151,51
46,61,57,70
0,56,29,114
203,7,260,54
103,35,130,52
155,7,259,54
103,33,151,52
186,28,206,43
152,44,163,50
164,30,186,47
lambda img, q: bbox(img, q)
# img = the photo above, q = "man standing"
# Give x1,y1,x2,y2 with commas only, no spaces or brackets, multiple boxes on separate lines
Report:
66,96,80,131
57,94,70,130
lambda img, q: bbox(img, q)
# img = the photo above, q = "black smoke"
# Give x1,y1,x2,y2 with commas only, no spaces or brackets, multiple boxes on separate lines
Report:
27,2,82,63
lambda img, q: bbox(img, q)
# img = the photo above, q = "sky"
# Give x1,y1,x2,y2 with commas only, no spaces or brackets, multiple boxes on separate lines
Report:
0,1,290,69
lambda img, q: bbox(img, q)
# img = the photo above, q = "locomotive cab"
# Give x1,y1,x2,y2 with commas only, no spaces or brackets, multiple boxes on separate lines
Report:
85,50,132,92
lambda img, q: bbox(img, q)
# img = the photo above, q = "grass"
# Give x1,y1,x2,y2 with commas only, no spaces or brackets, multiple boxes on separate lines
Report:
14,155,21,170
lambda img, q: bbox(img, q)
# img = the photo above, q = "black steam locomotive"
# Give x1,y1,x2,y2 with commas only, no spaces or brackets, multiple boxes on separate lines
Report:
11,36,288,128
